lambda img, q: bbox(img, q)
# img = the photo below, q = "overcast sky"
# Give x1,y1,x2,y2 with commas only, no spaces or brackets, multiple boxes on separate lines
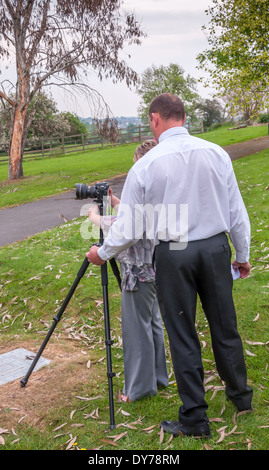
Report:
53,0,215,118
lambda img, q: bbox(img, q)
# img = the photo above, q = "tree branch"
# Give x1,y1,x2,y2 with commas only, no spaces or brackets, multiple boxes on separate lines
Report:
0,90,16,106
42,77,112,118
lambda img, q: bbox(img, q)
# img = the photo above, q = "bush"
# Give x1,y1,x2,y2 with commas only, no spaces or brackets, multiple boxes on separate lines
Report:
259,113,269,123
208,122,223,131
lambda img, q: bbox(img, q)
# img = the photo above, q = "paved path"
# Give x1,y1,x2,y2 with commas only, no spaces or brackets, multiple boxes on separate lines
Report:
0,136,268,246
0,174,127,246
223,135,269,160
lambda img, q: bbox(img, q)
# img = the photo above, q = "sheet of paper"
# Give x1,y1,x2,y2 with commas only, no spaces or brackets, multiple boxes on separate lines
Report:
231,265,240,280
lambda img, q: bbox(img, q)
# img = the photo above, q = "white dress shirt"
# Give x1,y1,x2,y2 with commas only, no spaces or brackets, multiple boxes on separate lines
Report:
98,127,250,263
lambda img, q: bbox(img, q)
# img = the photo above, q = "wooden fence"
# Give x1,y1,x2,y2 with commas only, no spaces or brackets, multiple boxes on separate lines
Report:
0,121,204,164
0,125,153,164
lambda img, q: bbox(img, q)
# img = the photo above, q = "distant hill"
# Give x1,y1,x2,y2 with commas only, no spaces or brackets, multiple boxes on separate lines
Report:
80,116,143,129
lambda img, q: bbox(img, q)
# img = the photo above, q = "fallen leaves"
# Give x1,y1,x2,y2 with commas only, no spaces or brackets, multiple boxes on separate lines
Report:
0,223,267,452
0,428,9,446
100,438,119,447
209,409,258,450
245,349,257,357
244,338,269,356
65,435,77,450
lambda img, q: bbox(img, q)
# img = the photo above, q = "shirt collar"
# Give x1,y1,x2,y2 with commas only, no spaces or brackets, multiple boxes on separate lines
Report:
159,126,189,143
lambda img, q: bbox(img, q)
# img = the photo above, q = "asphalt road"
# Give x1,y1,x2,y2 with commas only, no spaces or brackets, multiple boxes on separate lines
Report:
0,136,268,246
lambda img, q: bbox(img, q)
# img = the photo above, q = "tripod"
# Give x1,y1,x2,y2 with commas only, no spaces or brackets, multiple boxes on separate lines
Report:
20,199,121,430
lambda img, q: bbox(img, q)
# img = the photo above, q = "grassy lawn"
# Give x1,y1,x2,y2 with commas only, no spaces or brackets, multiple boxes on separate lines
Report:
0,123,268,209
0,148,268,451
0,143,138,209
197,122,268,147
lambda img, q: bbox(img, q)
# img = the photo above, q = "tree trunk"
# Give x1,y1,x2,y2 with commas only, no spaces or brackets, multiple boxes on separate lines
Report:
8,105,28,179
8,67,30,180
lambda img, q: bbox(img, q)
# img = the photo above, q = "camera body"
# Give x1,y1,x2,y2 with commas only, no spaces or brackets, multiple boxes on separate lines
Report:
75,182,109,202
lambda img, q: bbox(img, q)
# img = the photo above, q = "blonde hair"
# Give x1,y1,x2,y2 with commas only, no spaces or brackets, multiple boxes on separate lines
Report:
134,139,157,161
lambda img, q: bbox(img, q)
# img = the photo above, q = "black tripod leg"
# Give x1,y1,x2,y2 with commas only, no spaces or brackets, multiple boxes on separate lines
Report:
101,262,116,430
109,258,122,291
20,257,90,387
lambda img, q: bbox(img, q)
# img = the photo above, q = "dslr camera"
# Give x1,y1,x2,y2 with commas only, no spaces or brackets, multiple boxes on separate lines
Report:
75,182,109,202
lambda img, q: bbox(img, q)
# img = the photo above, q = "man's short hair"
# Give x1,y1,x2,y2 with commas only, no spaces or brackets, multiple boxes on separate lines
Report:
148,93,185,122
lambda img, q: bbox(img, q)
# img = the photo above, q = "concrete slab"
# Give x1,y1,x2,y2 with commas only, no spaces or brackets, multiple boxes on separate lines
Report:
0,348,50,385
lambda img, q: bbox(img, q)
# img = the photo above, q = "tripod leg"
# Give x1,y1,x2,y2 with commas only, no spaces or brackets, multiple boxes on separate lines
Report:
109,258,122,291
20,257,90,387
101,262,116,430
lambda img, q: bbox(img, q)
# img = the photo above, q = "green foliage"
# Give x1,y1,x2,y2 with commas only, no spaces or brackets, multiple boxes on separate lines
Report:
61,112,88,135
198,0,269,86
137,63,201,121
259,113,269,123
197,0,269,117
197,98,223,128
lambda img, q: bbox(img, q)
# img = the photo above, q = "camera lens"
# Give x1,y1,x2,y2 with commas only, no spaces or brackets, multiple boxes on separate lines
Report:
88,186,97,198
75,183,96,199
75,182,108,200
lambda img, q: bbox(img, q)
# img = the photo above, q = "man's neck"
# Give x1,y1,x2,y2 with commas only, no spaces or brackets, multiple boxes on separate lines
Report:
155,119,184,141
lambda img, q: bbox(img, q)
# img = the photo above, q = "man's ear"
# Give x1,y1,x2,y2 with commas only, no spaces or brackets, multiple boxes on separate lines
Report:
150,112,159,128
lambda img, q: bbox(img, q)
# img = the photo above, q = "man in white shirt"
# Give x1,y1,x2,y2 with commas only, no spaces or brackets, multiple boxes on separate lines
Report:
87,93,253,438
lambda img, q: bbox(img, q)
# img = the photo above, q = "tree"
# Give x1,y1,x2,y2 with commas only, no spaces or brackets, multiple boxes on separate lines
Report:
222,81,269,124
0,0,144,179
62,112,88,136
197,0,269,112
93,117,119,145
136,63,201,122
27,93,70,140
197,98,224,129
0,91,71,149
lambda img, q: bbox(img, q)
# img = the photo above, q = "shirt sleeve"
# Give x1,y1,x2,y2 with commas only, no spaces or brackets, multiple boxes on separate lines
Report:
97,169,144,261
226,158,251,263
100,215,117,238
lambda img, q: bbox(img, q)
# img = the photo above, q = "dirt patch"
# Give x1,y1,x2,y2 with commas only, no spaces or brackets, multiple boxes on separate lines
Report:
0,339,100,430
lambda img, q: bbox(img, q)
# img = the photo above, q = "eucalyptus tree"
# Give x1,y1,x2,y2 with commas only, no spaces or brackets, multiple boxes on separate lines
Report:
0,0,144,179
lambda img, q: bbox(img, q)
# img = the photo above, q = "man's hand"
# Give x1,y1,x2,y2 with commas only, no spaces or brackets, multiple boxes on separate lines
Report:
232,260,251,279
86,245,105,266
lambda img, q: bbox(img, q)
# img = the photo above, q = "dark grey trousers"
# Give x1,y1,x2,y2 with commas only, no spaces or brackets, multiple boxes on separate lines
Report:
155,233,253,426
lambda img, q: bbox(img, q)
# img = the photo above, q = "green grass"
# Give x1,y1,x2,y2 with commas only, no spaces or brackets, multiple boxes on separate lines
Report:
196,122,268,147
0,150,268,451
0,124,268,209
0,143,138,208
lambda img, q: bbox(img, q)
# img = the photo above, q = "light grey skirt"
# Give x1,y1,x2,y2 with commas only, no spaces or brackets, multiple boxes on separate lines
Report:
121,280,169,401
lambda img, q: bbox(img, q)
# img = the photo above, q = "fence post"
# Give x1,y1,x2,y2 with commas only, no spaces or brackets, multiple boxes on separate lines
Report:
138,125,141,142
41,138,44,158
82,133,85,150
62,136,65,155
